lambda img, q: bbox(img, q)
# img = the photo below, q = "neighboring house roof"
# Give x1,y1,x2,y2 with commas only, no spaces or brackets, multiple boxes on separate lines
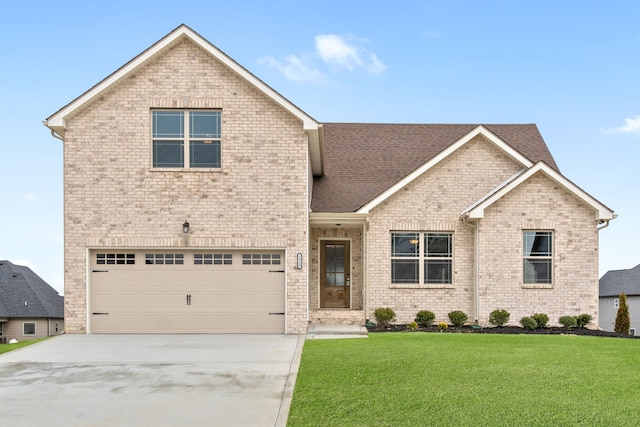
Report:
600,264,640,297
0,261,64,318
43,24,324,175
311,123,559,213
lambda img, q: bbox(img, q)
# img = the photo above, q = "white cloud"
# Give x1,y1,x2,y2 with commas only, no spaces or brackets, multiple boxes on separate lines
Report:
315,34,386,75
601,115,640,134
23,193,37,203
422,30,440,39
258,55,327,84
260,33,385,83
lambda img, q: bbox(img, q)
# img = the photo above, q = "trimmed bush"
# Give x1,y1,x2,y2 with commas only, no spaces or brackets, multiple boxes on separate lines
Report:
407,321,419,331
415,310,436,327
448,311,468,327
559,316,577,329
520,316,538,330
373,307,396,328
531,313,549,329
614,293,630,335
437,322,448,331
489,309,510,327
576,314,592,328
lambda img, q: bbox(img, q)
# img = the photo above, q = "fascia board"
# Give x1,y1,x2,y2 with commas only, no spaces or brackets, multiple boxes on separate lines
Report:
465,162,616,220
357,125,534,214
45,25,318,133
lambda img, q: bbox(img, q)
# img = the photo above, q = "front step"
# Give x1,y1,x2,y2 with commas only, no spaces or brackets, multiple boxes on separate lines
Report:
306,324,368,339
309,310,366,326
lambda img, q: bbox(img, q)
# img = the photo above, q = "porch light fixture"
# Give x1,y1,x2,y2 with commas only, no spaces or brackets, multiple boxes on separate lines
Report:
182,220,190,234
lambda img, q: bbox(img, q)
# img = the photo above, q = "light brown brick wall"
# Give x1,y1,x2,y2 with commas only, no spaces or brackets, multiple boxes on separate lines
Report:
478,173,600,328
62,39,309,334
365,135,600,327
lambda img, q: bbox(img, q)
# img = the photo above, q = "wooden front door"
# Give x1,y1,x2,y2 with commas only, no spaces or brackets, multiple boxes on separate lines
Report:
320,241,350,308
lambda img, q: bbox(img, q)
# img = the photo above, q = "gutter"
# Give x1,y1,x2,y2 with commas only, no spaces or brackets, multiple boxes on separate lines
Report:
43,121,64,141
461,214,479,324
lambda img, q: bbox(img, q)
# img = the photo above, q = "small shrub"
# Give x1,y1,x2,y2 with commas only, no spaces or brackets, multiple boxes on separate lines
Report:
373,307,396,328
559,316,577,329
576,314,592,328
520,316,538,330
489,309,510,327
614,293,630,335
448,311,468,327
531,313,549,329
437,322,448,331
415,310,436,327
407,321,419,331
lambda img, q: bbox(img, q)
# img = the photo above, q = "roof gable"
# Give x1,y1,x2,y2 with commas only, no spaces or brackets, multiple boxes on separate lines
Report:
356,125,536,213
311,123,557,213
44,24,323,174
462,162,616,221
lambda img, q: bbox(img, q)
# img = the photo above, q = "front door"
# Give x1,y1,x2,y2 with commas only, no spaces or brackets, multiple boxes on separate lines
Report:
320,240,350,308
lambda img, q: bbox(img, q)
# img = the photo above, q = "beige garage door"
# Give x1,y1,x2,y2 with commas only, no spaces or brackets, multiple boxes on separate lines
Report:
90,250,285,333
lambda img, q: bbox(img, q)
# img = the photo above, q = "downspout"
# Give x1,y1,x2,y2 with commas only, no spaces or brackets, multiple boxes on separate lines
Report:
597,219,612,231
461,215,479,324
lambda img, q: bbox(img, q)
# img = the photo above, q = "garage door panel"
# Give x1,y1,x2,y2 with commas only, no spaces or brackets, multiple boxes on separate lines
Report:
90,250,286,333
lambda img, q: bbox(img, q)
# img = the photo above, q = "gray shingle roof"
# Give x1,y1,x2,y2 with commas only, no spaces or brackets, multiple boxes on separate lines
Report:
311,123,558,213
0,261,63,318
600,264,640,297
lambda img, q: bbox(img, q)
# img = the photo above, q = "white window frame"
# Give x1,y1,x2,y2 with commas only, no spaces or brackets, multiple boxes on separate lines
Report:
523,230,553,285
391,231,453,286
23,322,36,336
151,110,222,169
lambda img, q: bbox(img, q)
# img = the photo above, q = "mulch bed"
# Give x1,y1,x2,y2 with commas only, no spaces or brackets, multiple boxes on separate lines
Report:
366,324,638,338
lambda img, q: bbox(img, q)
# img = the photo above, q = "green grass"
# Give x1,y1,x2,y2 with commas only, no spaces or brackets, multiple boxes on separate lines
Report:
0,338,47,355
288,333,640,426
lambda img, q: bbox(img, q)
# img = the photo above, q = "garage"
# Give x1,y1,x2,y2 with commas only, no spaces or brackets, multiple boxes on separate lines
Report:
89,250,286,333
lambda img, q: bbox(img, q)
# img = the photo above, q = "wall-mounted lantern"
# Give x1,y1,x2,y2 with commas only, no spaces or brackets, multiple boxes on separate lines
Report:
182,220,190,234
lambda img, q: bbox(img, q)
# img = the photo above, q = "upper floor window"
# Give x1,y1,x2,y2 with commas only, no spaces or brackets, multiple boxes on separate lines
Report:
152,110,221,169
391,232,453,285
523,231,553,284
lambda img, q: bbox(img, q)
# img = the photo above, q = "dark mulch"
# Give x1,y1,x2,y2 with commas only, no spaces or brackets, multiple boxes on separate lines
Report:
366,324,638,338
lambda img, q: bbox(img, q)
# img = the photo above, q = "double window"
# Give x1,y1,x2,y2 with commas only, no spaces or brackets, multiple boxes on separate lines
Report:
152,110,221,168
391,232,453,285
523,231,553,284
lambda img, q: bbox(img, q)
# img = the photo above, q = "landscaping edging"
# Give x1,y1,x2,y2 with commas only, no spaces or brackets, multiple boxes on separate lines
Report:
366,325,638,338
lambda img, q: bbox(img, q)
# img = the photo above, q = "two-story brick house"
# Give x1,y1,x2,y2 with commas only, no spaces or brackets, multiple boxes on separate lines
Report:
45,25,615,334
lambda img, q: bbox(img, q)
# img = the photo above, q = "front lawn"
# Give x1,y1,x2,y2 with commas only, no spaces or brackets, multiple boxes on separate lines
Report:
0,338,47,355
288,333,640,426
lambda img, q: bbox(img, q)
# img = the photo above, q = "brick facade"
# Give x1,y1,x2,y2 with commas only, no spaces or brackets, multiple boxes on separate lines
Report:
51,26,611,334
62,39,309,334
365,135,601,327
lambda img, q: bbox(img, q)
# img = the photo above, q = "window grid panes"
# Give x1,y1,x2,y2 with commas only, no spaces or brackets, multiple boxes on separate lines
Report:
391,232,453,285
152,110,221,169
242,254,281,265
523,231,553,284
194,254,232,265
145,254,184,265
96,253,135,265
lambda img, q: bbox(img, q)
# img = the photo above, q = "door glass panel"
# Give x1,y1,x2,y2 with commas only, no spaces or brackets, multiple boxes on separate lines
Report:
325,244,346,287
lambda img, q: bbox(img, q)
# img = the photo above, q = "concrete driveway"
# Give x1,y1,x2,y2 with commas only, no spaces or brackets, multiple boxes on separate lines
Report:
0,334,304,427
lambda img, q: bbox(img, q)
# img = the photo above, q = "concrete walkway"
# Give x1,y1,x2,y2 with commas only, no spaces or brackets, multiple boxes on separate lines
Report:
0,334,304,427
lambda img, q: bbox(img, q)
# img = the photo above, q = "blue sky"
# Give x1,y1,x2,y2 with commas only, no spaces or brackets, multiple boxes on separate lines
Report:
1,1,639,294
